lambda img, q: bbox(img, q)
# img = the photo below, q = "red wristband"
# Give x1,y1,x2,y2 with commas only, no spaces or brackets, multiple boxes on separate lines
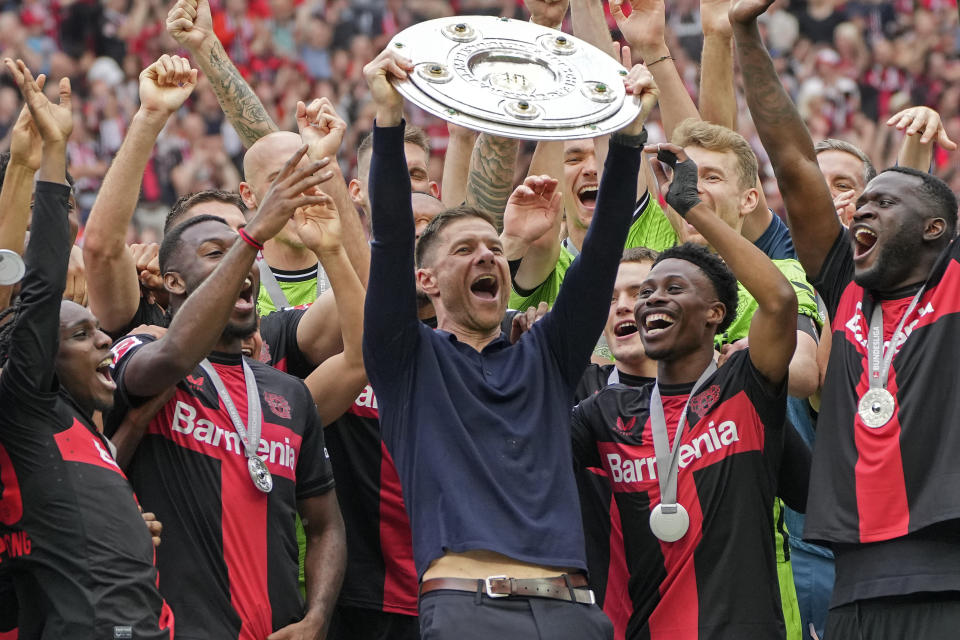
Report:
238,228,264,251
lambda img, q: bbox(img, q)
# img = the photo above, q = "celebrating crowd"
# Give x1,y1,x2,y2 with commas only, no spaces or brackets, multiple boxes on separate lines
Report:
1,0,960,639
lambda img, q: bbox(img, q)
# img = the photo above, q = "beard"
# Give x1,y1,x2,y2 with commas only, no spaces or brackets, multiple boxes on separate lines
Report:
222,314,259,341
854,233,922,292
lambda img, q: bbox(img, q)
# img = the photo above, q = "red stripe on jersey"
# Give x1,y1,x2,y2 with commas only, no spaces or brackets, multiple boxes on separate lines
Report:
54,420,125,476
602,473,632,640
0,443,23,525
379,442,418,615
153,392,302,481
221,430,272,640
851,298,913,542
348,385,379,419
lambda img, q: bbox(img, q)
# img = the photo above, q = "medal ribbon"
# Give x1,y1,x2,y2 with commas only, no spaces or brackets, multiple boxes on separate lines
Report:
866,287,926,391
649,362,717,512
199,358,262,460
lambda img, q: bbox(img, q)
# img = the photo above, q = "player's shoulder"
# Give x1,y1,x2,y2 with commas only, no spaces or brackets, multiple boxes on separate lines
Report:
576,381,651,419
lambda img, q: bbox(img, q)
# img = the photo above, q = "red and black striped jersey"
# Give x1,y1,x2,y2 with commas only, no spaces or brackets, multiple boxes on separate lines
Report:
106,335,335,639
571,351,786,640
574,364,653,639
808,231,960,545
325,385,418,616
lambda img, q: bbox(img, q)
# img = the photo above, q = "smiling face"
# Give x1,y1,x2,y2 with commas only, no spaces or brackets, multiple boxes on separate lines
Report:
57,301,116,413
416,216,510,336
563,140,601,232
166,220,260,340
604,260,654,369
635,259,726,362
817,149,868,225
680,146,757,245
849,171,942,292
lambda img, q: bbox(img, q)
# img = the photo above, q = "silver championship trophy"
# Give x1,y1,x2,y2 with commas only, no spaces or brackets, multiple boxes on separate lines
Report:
388,16,643,140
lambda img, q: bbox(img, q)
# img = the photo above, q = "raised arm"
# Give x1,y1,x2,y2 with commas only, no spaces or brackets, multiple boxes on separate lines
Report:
611,0,699,140
361,49,421,382
297,98,370,286
166,0,278,147
295,196,368,425
544,65,657,385
83,55,198,334
464,134,519,232
441,123,478,207
120,148,333,398
0,59,72,393
699,0,737,130
0,100,43,311
730,0,839,278
888,106,958,172
652,143,796,385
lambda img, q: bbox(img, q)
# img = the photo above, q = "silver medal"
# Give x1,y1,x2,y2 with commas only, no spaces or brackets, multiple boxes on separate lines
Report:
248,456,273,493
0,250,25,286
857,388,895,429
649,503,690,542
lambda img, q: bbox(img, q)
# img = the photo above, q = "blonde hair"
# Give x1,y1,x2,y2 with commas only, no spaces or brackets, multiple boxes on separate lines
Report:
671,119,758,191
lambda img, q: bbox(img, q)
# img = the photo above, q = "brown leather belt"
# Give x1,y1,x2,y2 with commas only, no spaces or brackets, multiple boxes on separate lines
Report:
419,574,596,605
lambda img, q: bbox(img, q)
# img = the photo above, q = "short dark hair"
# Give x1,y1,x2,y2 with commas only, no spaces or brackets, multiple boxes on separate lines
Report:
621,247,659,264
653,243,739,334
414,205,496,268
357,124,431,179
881,166,958,237
165,190,246,234
159,214,228,274
815,138,877,185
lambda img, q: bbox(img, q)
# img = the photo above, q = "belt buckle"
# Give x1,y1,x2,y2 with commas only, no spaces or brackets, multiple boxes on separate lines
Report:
484,575,509,598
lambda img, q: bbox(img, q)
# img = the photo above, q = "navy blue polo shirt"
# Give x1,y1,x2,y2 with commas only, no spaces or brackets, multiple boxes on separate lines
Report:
362,123,643,579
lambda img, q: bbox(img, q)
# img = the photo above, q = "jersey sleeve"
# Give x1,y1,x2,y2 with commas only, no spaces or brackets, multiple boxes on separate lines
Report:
0,182,72,405
571,399,601,470
508,248,572,310
259,308,313,379
776,258,822,328
106,333,160,426
811,228,854,319
295,383,336,499
728,349,787,430
624,192,679,252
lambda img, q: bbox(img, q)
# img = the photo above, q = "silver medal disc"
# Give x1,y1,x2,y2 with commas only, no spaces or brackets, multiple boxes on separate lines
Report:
857,388,895,428
247,456,273,493
0,250,26,286
649,503,690,542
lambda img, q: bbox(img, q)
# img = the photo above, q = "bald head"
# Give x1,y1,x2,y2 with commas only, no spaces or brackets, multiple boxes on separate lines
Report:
243,131,304,186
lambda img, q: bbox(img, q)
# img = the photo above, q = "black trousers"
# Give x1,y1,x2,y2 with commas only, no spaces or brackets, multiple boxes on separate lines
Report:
826,593,960,640
328,604,420,640
419,590,613,640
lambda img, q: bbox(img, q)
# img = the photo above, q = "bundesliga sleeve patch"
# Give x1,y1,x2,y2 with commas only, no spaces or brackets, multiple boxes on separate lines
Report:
111,335,144,364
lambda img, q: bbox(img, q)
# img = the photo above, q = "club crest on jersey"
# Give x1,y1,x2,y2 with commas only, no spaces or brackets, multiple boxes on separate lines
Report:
689,384,720,417
258,341,272,365
265,392,291,419
615,416,637,435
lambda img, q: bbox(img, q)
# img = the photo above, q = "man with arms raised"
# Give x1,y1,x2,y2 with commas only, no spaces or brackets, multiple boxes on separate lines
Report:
0,59,173,639
106,147,346,639
732,0,960,635
362,42,658,637
572,143,797,639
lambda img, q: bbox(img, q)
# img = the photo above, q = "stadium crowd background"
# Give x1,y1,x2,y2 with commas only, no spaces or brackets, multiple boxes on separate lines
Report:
0,0,958,244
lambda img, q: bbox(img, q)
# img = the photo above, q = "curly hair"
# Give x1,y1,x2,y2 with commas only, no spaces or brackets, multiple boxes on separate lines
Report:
653,243,739,334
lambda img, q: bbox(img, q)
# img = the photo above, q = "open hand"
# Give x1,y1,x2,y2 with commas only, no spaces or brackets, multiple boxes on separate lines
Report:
9,75,45,170
244,146,334,245
297,98,346,163
3,58,72,144
139,54,199,116
294,192,342,256
609,0,666,58
166,0,215,51
887,106,958,150
502,175,562,244
644,142,702,216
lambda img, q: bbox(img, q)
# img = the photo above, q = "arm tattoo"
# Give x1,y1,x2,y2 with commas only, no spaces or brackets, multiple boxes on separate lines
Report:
465,134,519,231
205,40,279,147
